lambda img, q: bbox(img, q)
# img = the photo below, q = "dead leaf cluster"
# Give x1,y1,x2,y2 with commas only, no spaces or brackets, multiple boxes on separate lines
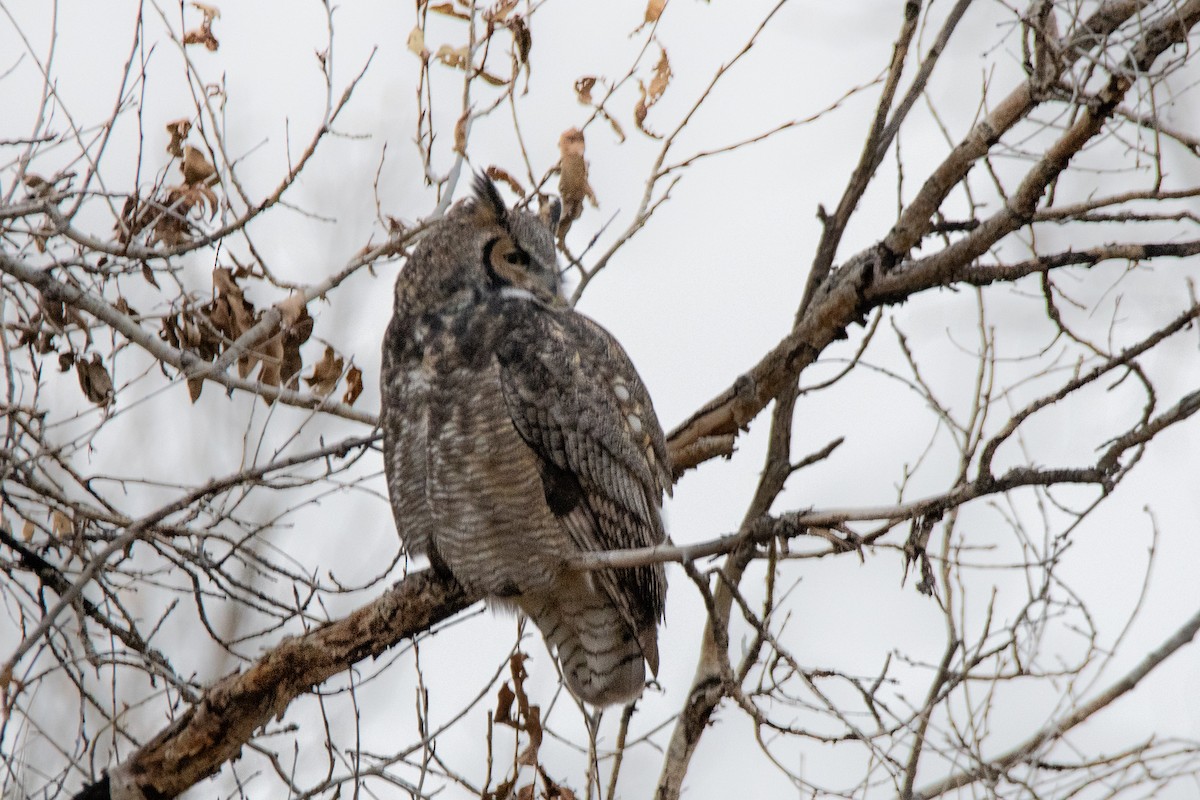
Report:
483,0,531,84
160,268,323,403
14,292,92,361
484,654,576,800
117,122,220,247
408,0,526,85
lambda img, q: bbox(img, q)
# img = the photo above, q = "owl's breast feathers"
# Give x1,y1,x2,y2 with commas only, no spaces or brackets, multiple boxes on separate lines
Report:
383,291,669,636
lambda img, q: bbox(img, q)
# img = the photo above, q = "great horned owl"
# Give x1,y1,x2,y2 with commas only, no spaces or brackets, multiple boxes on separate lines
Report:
381,175,670,706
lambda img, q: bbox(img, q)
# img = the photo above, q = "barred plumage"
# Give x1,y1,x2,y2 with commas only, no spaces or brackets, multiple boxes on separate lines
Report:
380,175,669,706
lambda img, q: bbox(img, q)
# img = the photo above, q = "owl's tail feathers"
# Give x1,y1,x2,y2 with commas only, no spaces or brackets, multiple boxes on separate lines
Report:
519,575,655,707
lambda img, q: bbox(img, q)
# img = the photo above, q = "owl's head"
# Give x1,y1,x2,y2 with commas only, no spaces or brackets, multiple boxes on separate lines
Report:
395,175,562,315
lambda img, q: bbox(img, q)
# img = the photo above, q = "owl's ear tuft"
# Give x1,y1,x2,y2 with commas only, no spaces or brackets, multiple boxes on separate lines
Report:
538,194,562,234
472,173,508,226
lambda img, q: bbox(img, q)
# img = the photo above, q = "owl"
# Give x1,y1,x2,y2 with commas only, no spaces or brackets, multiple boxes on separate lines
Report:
381,175,670,707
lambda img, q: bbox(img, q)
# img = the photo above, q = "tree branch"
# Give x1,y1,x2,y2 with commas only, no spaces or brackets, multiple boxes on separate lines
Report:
908,603,1200,799
76,570,474,800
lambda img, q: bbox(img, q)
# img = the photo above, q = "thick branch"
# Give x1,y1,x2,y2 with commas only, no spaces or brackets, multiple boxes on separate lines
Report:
78,570,474,800
882,0,1151,257
666,0,1199,474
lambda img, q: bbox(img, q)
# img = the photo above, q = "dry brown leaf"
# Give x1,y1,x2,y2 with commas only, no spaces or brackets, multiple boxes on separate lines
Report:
182,25,219,51
633,0,667,34
634,47,672,139
574,76,597,105
305,346,343,396
276,293,308,329
486,0,519,23
165,118,192,157
645,0,666,25
495,682,516,723
342,366,363,405
115,297,138,318
32,224,51,253
428,2,470,19
183,1,220,51
647,47,672,103
527,704,543,746
634,87,655,139
556,128,597,243
22,519,35,542
187,376,205,403
508,15,531,67
406,26,429,60
210,267,256,346
280,306,311,391
485,166,526,197
517,705,542,763
76,354,114,406
486,779,516,800
191,1,220,19
476,69,509,87
51,510,73,538
257,334,285,396
41,294,66,327
285,302,314,348
434,44,469,70
537,765,576,800
141,263,160,288
181,145,216,185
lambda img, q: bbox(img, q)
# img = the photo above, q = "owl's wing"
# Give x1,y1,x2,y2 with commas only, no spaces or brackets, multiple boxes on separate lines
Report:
496,304,670,641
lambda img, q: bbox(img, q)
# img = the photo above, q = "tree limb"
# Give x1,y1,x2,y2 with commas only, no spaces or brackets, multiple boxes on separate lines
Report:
75,570,474,800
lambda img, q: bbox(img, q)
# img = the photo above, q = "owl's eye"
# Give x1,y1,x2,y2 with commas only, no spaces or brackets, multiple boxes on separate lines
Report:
483,235,534,289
